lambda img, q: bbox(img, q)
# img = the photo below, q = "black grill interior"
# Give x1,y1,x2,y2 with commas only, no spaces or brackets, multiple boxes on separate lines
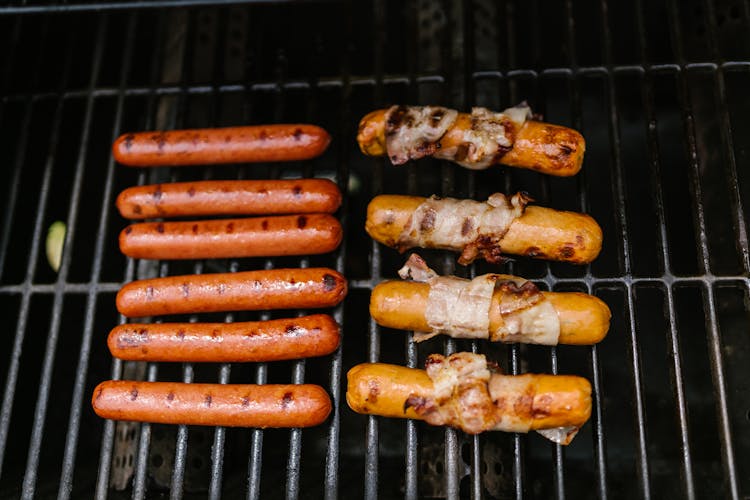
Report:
1,1,749,498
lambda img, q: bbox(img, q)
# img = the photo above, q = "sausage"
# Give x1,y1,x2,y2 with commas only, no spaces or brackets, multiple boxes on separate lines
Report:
108,314,340,362
119,214,343,260
116,179,342,219
357,107,584,176
346,358,591,438
370,280,610,345
92,381,331,428
113,124,330,167
366,194,602,264
116,268,347,317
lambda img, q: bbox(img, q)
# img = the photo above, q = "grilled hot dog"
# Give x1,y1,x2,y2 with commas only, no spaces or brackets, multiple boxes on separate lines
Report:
116,268,347,317
116,179,342,219
93,381,331,428
357,105,584,176
119,214,342,260
108,314,340,362
113,124,330,167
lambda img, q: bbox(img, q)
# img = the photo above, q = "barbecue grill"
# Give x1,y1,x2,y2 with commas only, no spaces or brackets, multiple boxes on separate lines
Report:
1,0,749,498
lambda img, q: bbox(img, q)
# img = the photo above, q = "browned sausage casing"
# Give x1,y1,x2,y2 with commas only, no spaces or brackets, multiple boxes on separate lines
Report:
116,268,347,317
119,214,342,260
108,314,340,362
113,124,330,167
92,381,331,428
116,179,342,219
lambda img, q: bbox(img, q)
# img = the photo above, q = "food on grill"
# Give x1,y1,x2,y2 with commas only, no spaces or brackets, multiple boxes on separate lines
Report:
366,192,602,265
371,254,610,345
116,268,347,317
346,352,590,444
119,214,342,260
116,179,342,219
45,221,66,272
357,104,584,176
113,124,330,167
92,381,331,428
108,314,340,362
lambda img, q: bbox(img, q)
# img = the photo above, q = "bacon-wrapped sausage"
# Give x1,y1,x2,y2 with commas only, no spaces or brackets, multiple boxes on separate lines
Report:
346,352,591,444
366,192,602,265
357,104,585,176
371,254,610,345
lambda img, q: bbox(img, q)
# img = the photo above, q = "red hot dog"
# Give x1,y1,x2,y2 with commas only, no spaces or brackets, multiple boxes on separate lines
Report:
108,314,340,362
112,124,331,167
116,268,348,317
92,381,331,428
116,179,342,220
119,214,343,260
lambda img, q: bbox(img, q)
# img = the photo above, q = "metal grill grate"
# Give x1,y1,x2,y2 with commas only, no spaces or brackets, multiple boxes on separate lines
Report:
1,1,749,499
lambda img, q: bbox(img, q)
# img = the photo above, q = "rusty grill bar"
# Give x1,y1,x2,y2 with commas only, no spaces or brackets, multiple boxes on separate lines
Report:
1,1,749,499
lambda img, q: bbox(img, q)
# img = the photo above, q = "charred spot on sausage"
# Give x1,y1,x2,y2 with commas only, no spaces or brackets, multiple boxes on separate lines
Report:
525,246,542,257
259,131,268,141
153,185,163,201
204,395,212,407
167,392,175,402
292,185,303,198
293,128,303,141
420,208,437,232
226,222,234,233
130,388,138,401
156,223,164,234
297,215,307,229
282,392,293,409
367,380,379,403
285,324,302,336
191,224,199,234
559,244,575,259
187,187,196,197
322,273,338,291
558,144,573,158
177,329,186,340
146,286,154,299
132,204,142,215
123,134,135,151
461,218,473,237
124,226,132,235
261,220,269,230
241,397,250,407
181,283,190,298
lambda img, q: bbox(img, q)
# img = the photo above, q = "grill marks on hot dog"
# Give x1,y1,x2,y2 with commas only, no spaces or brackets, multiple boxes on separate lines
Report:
113,124,331,167
119,214,343,260
116,179,342,219
108,314,340,362
92,381,332,428
116,268,347,317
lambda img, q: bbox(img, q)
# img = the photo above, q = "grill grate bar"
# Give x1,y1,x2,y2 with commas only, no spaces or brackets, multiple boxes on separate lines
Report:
208,365,231,499
169,365,193,500
246,361,267,500
133,364,159,499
